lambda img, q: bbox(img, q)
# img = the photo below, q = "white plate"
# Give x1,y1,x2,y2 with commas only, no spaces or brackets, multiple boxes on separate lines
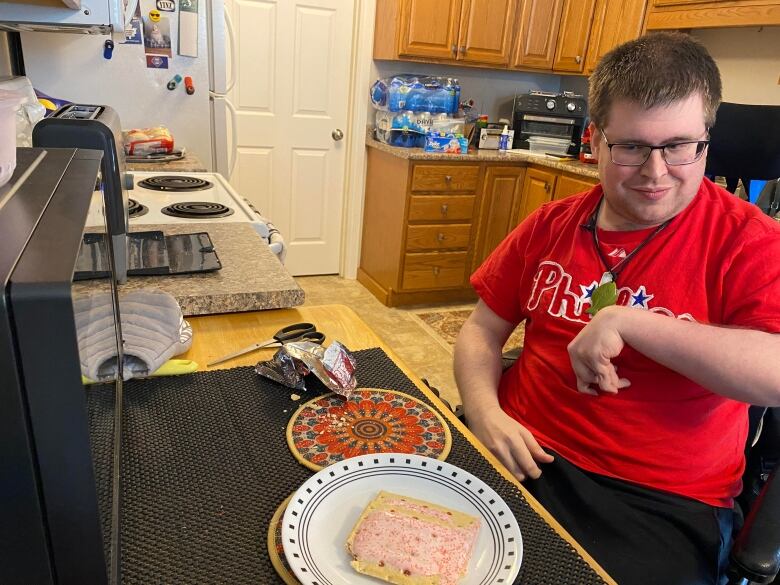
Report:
282,453,522,585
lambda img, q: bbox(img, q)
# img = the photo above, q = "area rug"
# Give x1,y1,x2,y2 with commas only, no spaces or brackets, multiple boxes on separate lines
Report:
411,308,525,354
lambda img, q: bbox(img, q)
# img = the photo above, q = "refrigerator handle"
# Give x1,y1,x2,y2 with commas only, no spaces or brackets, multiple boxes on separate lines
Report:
224,7,237,94
226,97,238,179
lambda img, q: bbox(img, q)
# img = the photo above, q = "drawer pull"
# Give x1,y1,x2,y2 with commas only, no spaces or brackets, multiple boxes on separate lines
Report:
444,175,453,184
544,182,550,193
433,266,441,276
440,203,449,216
437,233,446,243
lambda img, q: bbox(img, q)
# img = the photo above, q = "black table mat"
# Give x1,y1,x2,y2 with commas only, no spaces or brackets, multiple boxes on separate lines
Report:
86,348,608,585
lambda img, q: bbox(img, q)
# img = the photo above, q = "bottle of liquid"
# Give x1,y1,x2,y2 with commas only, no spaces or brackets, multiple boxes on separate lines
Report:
499,125,510,152
579,126,597,164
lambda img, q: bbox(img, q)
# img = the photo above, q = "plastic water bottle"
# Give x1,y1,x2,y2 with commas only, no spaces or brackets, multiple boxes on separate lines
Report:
499,125,510,152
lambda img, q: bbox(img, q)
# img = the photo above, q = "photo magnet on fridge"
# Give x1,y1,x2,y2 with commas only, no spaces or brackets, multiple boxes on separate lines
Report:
143,15,173,57
121,2,143,44
146,55,170,69
178,0,198,57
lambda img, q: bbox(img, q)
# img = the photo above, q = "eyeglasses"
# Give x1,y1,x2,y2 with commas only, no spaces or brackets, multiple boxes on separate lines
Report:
599,129,710,166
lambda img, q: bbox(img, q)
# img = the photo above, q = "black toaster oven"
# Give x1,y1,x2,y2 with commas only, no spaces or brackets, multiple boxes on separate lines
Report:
512,91,587,155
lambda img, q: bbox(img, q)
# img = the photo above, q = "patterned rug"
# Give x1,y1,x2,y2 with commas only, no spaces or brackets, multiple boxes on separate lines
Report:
411,308,525,354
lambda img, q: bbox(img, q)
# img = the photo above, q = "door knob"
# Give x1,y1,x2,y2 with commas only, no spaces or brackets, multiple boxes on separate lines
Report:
332,129,344,141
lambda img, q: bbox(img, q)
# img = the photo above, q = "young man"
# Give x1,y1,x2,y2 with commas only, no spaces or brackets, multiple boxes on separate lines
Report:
454,32,780,585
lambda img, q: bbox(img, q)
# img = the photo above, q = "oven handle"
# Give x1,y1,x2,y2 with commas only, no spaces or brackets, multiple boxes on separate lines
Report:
523,114,576,125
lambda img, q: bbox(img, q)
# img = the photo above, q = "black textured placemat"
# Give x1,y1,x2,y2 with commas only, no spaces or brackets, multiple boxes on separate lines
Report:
86,348,608,585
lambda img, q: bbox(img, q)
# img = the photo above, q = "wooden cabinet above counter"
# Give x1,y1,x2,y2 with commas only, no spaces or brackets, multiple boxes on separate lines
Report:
374,0,647,74
359,139,598,306
644,0,780,30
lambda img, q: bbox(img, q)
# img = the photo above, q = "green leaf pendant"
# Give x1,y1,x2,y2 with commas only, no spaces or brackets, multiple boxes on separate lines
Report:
587,280,617,316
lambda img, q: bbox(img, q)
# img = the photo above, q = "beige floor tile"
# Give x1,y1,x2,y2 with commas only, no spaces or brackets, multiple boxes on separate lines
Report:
296,275,470,408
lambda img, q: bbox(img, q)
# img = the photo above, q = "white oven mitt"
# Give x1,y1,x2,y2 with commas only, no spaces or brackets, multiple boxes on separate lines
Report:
74,290,193,382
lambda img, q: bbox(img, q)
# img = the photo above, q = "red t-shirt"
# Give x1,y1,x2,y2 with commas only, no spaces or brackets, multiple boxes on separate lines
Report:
471,178,780,507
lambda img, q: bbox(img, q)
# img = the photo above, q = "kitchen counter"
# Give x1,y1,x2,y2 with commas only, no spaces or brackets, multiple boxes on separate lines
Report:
126,152,209,173
73,223,304,316
366,132,600,179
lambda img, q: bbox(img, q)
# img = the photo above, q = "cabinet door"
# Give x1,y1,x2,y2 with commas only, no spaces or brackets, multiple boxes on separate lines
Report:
457,0,518,65
553,0,597,72
553,174,598,200
517,167,557,224
511,0,564,69
585,0,647,74
473,166,525,269
398,0,463,60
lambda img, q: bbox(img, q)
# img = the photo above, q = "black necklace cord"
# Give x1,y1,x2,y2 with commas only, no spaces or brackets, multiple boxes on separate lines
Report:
589,196,672,285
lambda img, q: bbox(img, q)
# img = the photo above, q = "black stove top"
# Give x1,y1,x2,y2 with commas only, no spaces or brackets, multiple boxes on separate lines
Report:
161,202,234,219
138,175,213,192
127,198,148,218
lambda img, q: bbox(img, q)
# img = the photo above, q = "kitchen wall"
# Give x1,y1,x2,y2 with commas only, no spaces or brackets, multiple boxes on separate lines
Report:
693,27,780,106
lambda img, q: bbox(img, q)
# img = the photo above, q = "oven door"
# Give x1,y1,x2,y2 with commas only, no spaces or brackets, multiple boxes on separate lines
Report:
519,114,577,140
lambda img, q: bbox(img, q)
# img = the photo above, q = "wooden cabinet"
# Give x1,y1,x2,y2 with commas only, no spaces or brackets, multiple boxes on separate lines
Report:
359,148,600,306
553,0,597,72
379,0,518,66
358,149,483,306
554,172,599,200
472,166,526,270
511,0,564,69
584,0,647,74
645,0,780,29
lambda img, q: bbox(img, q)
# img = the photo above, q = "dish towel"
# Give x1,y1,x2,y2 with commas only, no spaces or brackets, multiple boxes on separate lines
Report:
74,290,193,382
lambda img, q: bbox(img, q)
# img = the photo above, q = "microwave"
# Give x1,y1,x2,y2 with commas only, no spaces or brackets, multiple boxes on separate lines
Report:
0,0,136,38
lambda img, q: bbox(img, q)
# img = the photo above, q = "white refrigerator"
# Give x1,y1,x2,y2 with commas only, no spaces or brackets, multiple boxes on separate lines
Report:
18,0,235,177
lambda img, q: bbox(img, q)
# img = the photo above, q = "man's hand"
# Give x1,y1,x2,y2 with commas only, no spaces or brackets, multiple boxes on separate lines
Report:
466,404,554,481
568,305,632,395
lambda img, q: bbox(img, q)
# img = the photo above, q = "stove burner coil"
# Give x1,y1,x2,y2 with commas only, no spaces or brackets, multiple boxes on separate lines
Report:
138,176,213,191
127,198,148,218
160,202,234,219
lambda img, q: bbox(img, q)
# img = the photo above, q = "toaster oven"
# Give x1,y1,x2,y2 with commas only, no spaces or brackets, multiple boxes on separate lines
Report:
512,91,587,155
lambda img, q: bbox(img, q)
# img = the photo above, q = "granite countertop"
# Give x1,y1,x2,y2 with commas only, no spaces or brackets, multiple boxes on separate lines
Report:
127,153,209,173
73,223,304,316
366,133,600,179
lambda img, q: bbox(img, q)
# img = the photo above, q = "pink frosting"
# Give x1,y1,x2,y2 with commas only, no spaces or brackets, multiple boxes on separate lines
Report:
351,502,479,585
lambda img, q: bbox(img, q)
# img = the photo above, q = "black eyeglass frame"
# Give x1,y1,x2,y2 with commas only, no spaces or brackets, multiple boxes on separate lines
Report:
599,128,710,167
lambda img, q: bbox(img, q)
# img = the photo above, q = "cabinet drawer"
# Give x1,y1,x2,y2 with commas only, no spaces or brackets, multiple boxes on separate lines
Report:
406,224,472,251
411,165,480,192
401,252,469,290
408,195,476,222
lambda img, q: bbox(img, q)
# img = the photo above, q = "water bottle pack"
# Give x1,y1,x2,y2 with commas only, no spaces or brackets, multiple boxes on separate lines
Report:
370,75,461,115
371,75,465,149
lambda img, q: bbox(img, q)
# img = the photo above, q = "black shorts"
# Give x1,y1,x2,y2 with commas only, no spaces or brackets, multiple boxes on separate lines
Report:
523,452,733,585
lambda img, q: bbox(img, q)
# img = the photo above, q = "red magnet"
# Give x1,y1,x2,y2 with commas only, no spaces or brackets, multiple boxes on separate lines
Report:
184,76,195,95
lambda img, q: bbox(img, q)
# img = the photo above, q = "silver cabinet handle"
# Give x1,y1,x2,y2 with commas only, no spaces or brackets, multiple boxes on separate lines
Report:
459,45,466,56
437,232,446,242
575,55,582,64
544,182,550,193
444,175,452,183
451,44,457,57
332,129,344,141
440,203,449,216
433,266,441,276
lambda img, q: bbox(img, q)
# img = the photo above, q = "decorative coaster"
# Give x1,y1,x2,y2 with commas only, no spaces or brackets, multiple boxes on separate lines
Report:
267,494,300,585
286,388,452,471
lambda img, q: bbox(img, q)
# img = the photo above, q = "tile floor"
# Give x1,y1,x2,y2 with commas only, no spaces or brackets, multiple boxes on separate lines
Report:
296,275,474,409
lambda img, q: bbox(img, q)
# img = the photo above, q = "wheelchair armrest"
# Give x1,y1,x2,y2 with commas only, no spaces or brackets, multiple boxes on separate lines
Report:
728,465,780,584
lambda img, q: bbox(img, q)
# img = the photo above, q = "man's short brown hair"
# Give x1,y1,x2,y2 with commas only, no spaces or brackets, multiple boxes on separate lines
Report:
588,32,722,129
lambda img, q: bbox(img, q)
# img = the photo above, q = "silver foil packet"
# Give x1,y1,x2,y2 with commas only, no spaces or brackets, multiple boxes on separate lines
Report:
255,340,356,398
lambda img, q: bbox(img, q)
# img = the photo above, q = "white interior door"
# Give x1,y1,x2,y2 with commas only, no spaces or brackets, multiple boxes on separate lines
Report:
226,0,354,276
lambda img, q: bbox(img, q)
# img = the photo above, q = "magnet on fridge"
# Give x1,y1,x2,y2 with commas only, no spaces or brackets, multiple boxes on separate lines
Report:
103,39,115,59
184,76,195,95
149,9,161,22
167,74,183,90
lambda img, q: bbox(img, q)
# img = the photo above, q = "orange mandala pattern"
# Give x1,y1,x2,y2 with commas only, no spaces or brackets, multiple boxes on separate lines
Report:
286,388,452,471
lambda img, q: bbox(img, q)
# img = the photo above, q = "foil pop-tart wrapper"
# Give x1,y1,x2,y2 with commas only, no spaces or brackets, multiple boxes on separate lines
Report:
255,340,356,398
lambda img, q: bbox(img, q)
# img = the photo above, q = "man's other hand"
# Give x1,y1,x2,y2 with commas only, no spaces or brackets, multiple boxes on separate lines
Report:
568,305,632,395
466,404,554,481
